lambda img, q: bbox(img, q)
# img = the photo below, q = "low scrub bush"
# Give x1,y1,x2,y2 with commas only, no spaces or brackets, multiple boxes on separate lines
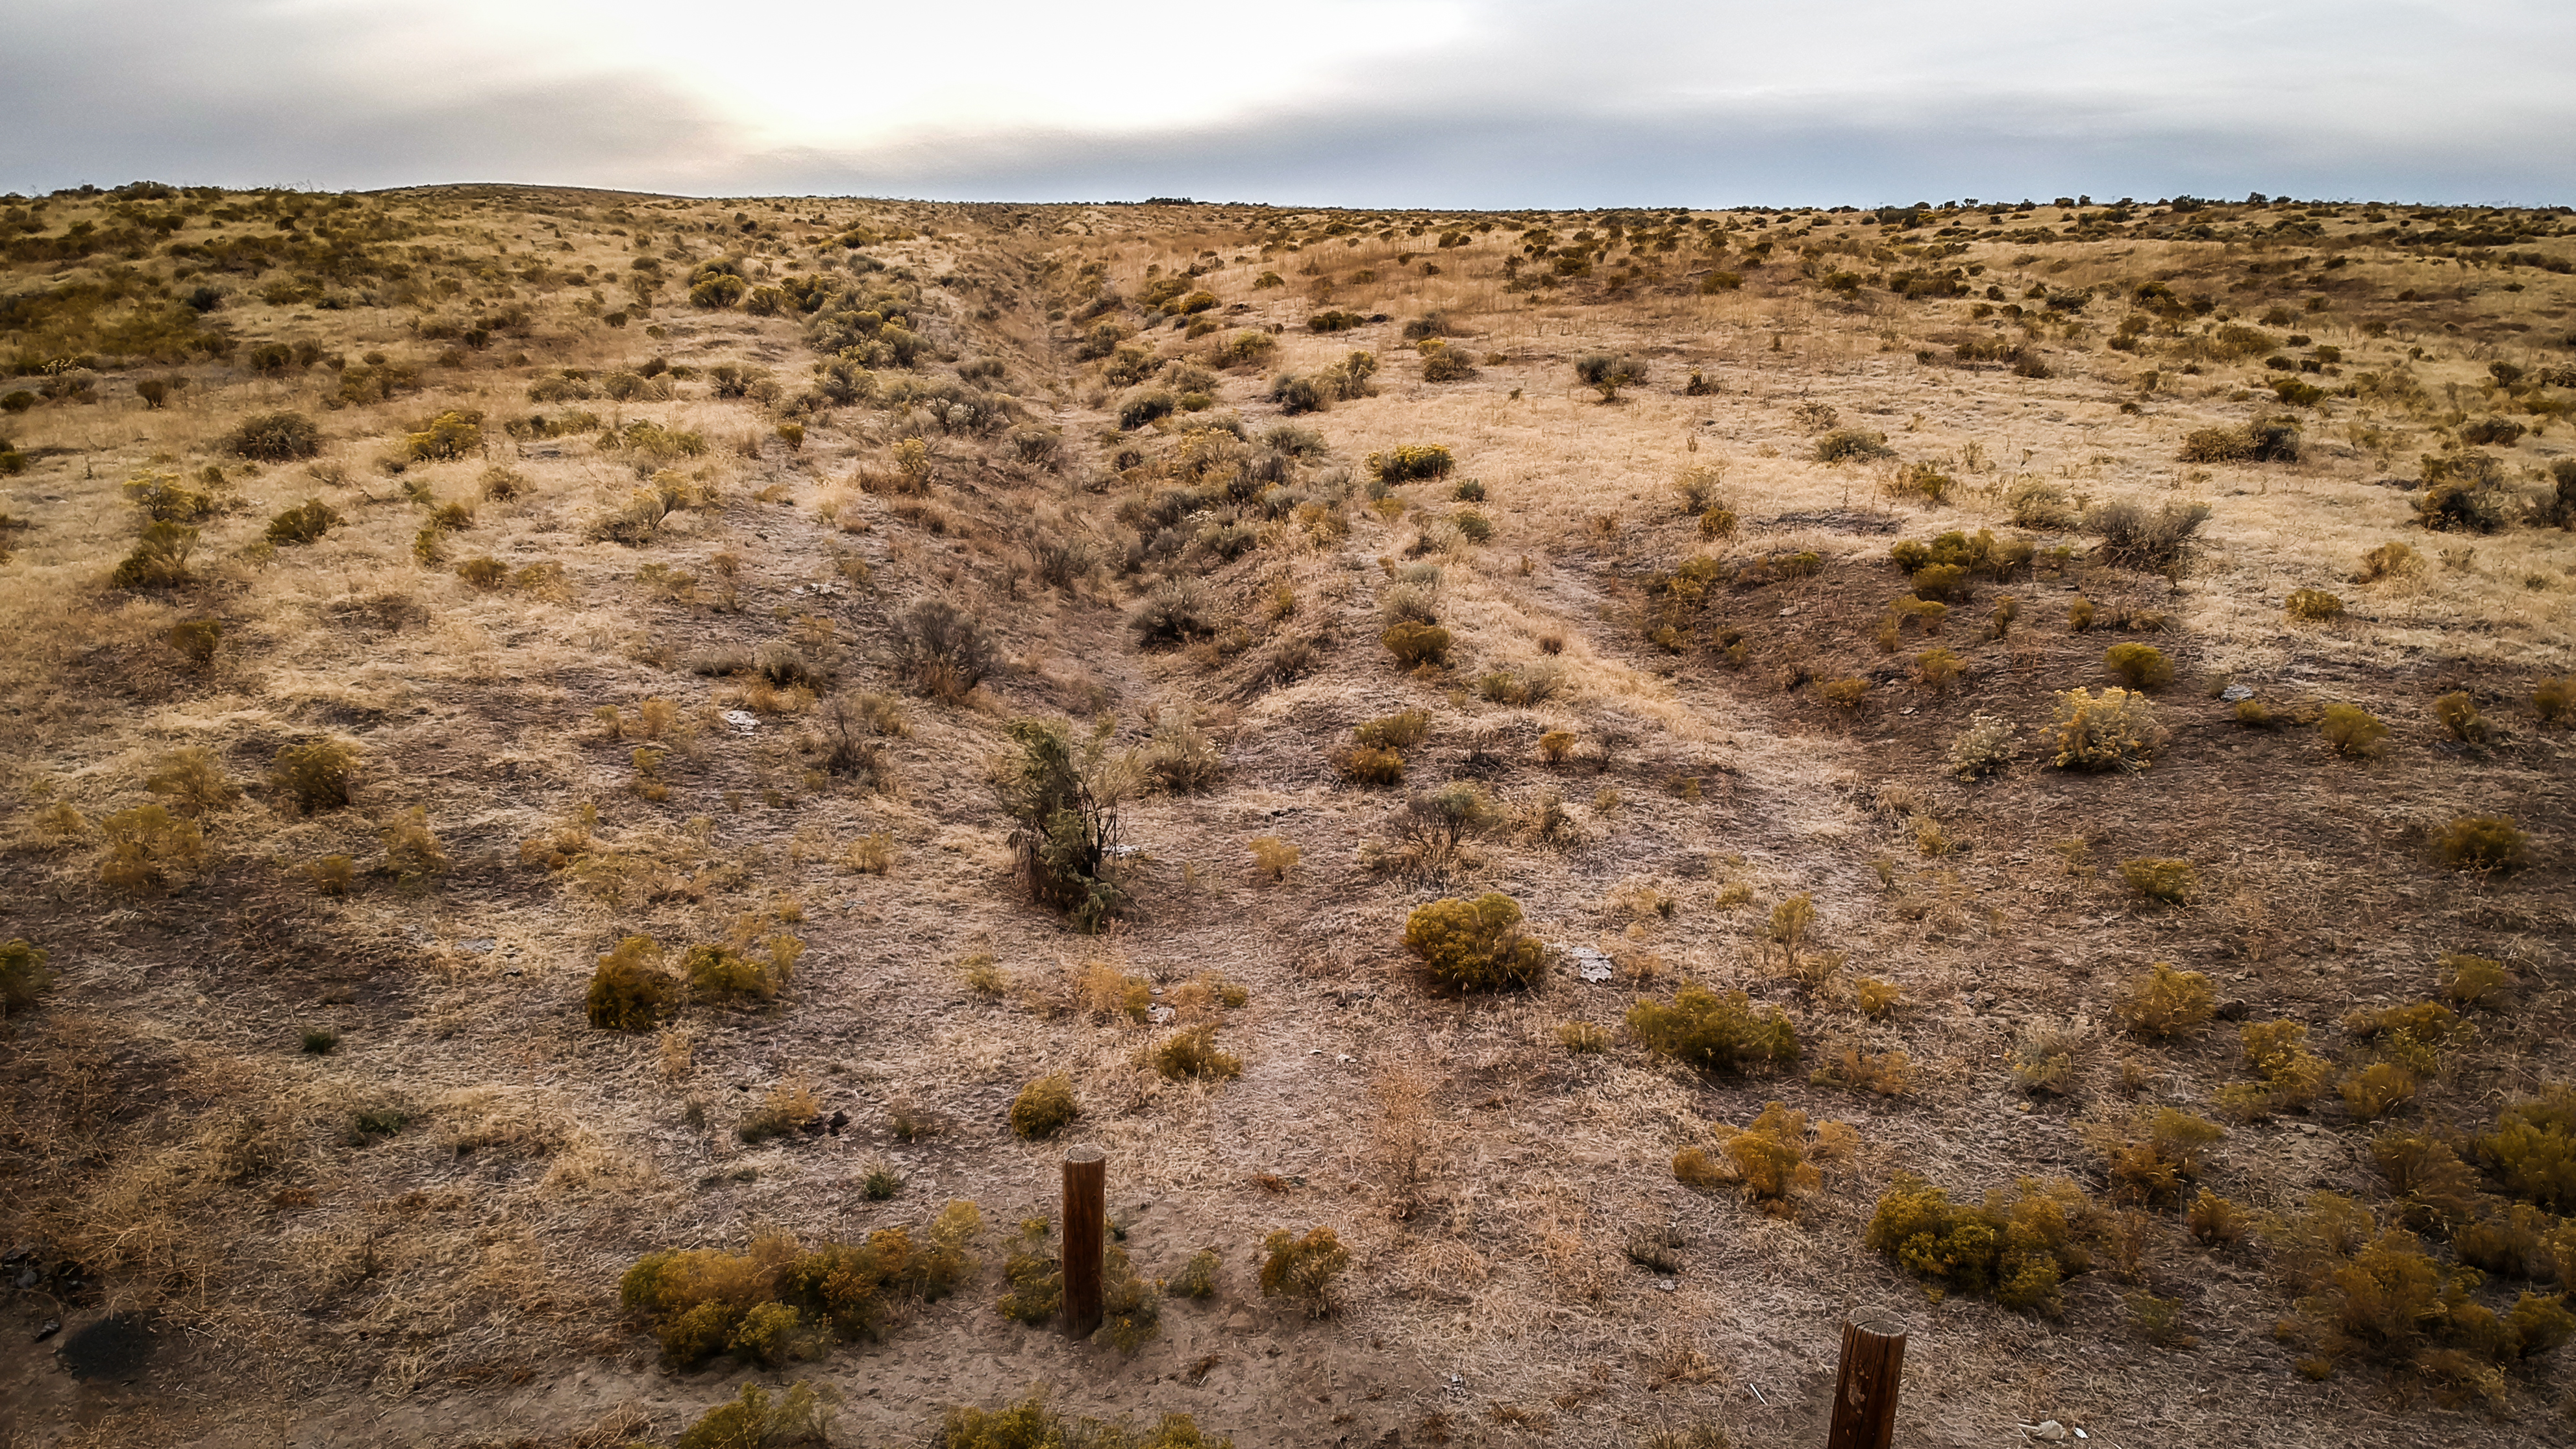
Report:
96,804,205,894
1420,342,1476,381
1150,1025,1243,1082
2440,953,2514,1007
1128,578,1219,649
2119,856,2197,904
2533,676,2572,727
2114,961,2214,1039
1381,621,1452,668
2437,815,2526,872
1574,353,1648,402
2088,1108,2224,1205
264,499,339,546
2230,1019,2331,1118
227,410,321,462
2102,643,2172,689
1627,986,1799,1074
684,934,801,1006
1010,1074,1078,1139
2416,451,2514,532
110,522,199,588
2268,1194,2568,1398
1891,528,2033,584
2478,1088,2576,1213
2286,588,2345,622
2318,702,2389,758
620,1207,979,1369
1368,445,1455,482
1814,428,1893,463
1331,744,1406,786
2433,691,2490,743
267,739,357,812
1864,1174,2101,1313
406,410,484,462
589,935,680,1031
1258,1228,1350,1318
1948,713,2017,778
889,601,993,702
0,939,55,1014
2087,500,2210,571
2047,688,2166,771
1403,892,1545,991
2357,540,2424,582
2177,419,2300,464
677,1383,832,1449
937,1395,1228,1449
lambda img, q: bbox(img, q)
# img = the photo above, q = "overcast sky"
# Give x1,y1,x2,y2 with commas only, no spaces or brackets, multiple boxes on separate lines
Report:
5,0,2570,206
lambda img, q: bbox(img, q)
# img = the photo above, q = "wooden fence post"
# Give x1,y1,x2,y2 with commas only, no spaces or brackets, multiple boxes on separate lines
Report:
1825,1315,1906,1449
1061,1145,1106,1339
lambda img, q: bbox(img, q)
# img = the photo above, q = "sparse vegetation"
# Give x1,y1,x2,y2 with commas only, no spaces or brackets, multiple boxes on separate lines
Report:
6,184,2571,1438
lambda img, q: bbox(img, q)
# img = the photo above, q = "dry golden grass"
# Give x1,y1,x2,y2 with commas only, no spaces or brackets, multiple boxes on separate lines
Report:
0,186,2570,1448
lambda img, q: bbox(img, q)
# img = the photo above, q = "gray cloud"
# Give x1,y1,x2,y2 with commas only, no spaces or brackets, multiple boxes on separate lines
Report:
3,0,2569,204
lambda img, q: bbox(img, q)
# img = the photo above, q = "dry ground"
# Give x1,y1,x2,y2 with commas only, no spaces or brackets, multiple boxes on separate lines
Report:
1,184,2573,1448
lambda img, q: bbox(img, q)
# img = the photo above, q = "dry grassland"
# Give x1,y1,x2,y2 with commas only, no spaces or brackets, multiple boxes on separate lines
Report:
1,183,2573,1447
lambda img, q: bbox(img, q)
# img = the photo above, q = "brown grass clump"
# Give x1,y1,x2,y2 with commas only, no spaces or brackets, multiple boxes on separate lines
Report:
2114,962,2215,1039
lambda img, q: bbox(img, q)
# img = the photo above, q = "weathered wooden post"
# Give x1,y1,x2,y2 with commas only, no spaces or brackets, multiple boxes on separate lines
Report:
1061,1145,1106,1339
1825,1315,1906,1449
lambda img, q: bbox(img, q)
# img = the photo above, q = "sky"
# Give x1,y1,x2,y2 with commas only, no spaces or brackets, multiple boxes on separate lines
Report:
5,0,2572,207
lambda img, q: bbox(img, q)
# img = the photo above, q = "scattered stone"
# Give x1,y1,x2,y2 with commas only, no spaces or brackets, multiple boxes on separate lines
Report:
1566,946,1615,984
2019,1422,2068,1442
459,937,495,953
1148,1006,1176,1025
2220,683,2255,702
721,710,760,735
13,1266,37,1289
2214,998,2250,1021
1653,1278,1678,1292
35,1319,60,1343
